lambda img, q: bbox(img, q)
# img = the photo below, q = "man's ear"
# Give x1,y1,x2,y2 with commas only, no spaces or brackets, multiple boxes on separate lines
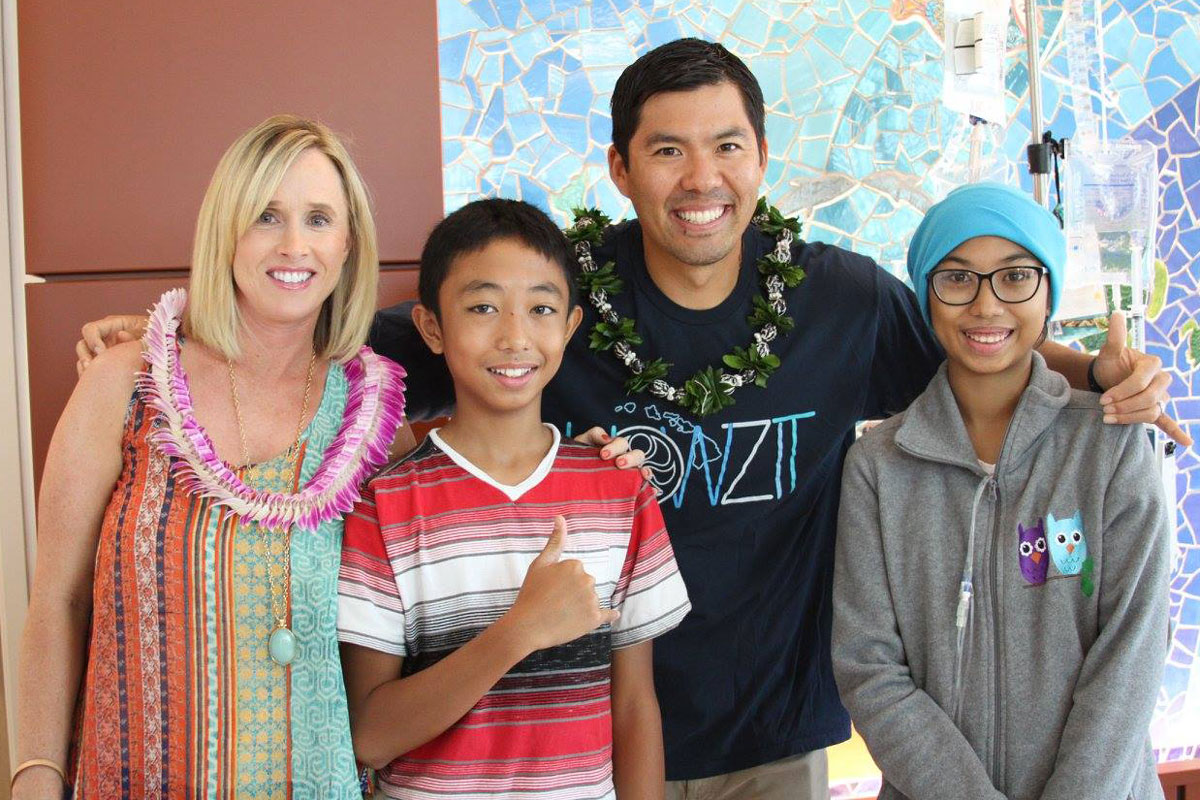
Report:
564,304,584,342
758,135,768,170
608,145,631,199
412,304,445,355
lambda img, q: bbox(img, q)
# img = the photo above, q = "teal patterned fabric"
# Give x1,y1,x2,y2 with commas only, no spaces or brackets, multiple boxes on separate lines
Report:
289,362,363,798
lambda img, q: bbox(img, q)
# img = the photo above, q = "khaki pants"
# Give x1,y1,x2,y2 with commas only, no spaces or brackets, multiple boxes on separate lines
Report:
664,750,830,800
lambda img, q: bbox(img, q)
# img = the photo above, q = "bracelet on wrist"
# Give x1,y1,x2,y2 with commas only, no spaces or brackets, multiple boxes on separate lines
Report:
10,758,66,789
1086,357,1105,393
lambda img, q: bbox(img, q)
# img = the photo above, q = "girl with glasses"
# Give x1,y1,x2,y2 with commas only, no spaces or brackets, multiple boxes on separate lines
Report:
831,182,1171,799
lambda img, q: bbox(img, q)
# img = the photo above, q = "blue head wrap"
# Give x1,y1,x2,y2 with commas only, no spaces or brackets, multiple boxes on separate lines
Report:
906,181,1065,327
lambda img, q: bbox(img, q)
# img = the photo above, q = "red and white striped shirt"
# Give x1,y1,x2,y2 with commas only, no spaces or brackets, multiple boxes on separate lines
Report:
338,426,691,799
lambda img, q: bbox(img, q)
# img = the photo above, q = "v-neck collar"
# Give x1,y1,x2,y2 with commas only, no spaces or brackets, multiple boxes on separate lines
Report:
428,424,561,502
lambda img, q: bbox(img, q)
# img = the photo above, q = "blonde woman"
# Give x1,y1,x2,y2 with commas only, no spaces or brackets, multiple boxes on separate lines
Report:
14,116,407,798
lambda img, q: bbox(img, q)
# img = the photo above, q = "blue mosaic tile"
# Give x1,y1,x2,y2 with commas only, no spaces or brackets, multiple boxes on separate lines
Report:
1129,31,1157,69
1173,23,1200,73
1183,154,1200,190
730,4,769,47
1156,5,1190,36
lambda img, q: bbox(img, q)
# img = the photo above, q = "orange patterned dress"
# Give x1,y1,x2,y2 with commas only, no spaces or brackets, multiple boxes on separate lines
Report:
69,289,405,798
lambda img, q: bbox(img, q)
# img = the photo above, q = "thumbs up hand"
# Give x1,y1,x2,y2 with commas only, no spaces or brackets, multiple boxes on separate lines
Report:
1093,312,1191,446
502,516,620,653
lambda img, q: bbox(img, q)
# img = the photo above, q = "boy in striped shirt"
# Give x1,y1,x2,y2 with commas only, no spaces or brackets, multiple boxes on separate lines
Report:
338,199,691,799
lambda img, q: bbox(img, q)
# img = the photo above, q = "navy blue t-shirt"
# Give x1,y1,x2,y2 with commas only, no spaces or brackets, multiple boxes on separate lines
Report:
371,221,942,779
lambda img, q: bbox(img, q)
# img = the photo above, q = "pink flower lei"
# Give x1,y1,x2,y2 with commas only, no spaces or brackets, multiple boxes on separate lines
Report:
137,288,406,531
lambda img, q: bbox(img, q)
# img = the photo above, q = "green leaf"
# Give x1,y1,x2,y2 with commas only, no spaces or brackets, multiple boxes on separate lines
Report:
577,260,624,294
588,317,642,352
747,296,795,333
564,207,612,246
680,367,735,416
624,358,671,394
753,197,803,237
725,344,782,390
780,264,805,288
570,206,611,228
722,354,749,370
758,254,806,288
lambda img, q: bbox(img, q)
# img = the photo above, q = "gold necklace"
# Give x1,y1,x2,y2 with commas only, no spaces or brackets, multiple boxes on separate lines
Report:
227,349,317,666
227,350,318,468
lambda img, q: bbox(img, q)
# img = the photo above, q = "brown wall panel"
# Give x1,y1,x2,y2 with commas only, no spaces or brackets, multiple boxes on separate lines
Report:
19,3,443,274
27,267,423,486
27,275,189,486
380,267,420,308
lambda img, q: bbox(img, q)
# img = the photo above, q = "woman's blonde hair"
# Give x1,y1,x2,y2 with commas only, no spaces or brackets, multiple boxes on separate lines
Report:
185,114,378,362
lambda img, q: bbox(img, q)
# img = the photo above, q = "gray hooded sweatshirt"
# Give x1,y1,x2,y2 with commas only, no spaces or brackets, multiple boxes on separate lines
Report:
832,353,1170,800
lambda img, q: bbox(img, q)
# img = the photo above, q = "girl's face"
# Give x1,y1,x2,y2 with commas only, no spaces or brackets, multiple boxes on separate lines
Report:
928,235,1050,380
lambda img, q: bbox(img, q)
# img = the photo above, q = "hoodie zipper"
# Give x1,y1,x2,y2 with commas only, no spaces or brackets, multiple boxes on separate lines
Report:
988,477,1005,788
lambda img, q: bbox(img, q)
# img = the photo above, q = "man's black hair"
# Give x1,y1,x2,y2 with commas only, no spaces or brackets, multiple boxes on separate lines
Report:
610,38,765,164
418,198,578,316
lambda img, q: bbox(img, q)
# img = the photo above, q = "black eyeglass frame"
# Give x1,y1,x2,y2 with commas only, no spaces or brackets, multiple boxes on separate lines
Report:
929,266,1050,306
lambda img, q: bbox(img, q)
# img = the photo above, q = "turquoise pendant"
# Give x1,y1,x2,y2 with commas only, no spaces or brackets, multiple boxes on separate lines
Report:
269,626,296,666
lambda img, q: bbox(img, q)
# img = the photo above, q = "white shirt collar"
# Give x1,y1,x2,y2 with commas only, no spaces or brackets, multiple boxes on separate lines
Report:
428,424,562,502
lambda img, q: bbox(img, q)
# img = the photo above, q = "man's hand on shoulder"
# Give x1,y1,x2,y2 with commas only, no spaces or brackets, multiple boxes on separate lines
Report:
76,314,149,376
1093,312,1192,447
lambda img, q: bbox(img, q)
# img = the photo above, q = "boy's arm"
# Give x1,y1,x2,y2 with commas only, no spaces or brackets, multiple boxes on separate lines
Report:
1037,428,1171,800
611,641,664,800
832,447,1008,799
341,621,530,769
343,516,619,769
604,481,683,799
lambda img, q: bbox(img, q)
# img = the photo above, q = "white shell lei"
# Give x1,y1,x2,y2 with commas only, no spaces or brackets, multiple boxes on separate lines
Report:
138,288,406,531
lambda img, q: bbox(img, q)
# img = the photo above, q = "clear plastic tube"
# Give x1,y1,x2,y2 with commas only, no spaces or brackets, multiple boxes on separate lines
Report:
951,474,994,724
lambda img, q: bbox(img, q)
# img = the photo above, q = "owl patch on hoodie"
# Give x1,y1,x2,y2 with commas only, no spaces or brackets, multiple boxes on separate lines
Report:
1045,510,1094,597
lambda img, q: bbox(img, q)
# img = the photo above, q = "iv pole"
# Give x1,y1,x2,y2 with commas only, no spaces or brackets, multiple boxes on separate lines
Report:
1022,0,1142,349
1023,0,1154,405
1024,0,1049,206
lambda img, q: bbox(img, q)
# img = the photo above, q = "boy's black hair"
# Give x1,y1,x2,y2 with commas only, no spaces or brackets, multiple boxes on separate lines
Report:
610,38,765,164
419,198,578,316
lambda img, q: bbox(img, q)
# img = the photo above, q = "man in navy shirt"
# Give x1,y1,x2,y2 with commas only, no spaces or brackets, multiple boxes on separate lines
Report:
78,38,1184,799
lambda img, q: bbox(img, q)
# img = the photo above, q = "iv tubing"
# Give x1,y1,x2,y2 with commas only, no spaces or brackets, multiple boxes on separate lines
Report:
951,474,994,725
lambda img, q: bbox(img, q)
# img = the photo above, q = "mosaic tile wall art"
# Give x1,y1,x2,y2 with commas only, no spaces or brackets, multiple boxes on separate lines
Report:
437,0,1200,790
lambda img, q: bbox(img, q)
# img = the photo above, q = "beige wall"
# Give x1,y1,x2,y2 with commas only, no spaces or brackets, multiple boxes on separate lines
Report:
0,655,9,798
0,0,32,787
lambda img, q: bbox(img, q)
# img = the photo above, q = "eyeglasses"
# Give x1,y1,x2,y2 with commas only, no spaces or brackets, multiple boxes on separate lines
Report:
929,266,1048,306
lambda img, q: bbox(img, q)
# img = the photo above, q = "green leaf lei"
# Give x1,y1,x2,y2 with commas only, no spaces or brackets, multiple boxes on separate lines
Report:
566,198,804,417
